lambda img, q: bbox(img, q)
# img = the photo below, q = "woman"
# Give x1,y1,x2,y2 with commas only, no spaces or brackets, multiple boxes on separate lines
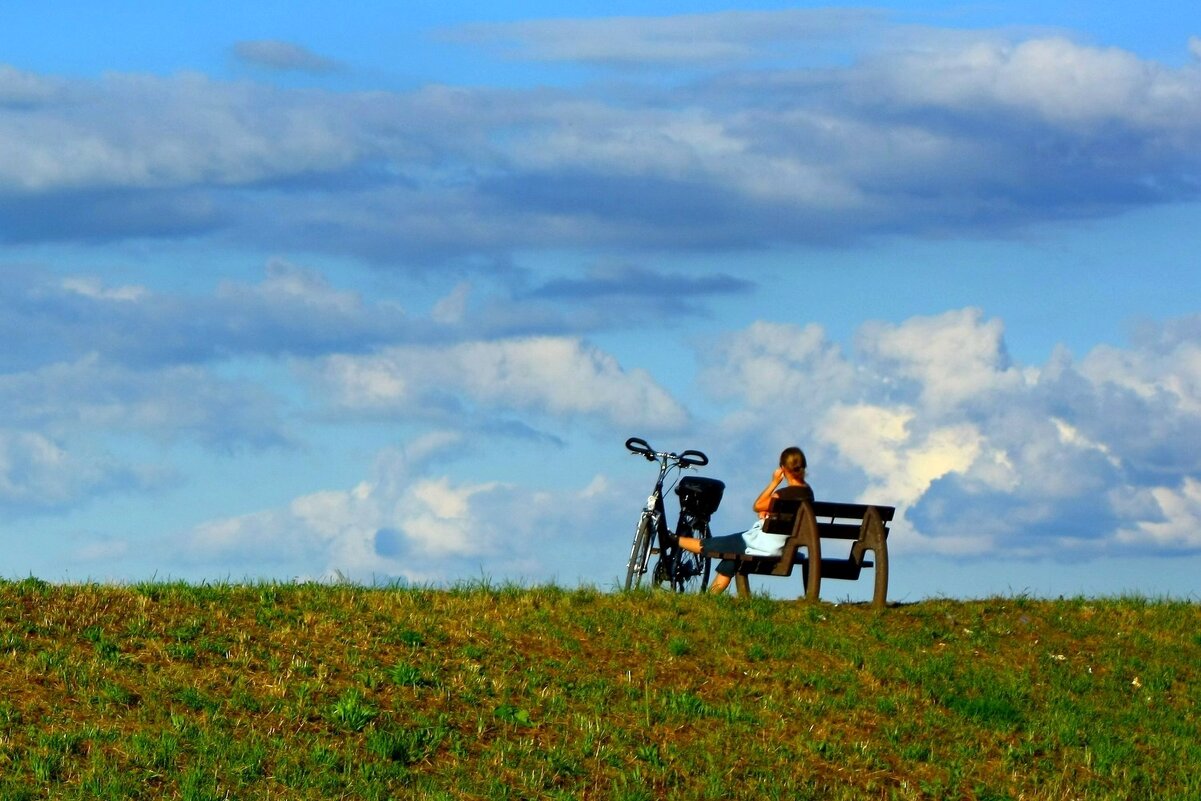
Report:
675,446,812,594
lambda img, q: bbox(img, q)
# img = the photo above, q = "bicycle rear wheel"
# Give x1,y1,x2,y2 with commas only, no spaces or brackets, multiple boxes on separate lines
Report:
624,514,654,591
676,521,712,593
654,519,711,593
694,521,712,592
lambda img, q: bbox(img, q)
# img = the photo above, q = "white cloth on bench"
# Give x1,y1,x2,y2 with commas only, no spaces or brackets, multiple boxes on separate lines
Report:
741,517,787,557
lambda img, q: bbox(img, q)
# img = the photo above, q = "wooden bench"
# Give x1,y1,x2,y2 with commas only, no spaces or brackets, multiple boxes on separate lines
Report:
708,489,894,609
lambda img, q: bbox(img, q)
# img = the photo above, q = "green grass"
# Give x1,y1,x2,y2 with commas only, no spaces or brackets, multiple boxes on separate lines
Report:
0,578,1198,799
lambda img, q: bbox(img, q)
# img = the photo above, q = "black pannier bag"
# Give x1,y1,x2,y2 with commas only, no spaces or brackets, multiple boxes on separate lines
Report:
675,476,725,518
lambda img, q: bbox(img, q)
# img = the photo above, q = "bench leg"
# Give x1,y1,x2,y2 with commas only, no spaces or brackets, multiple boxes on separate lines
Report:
871,541,889,610
734,573,751,599
862,506,889,610
803,550,821,602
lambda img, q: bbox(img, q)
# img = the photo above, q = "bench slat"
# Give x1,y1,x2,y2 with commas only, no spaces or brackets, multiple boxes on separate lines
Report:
797,557,872,580
811,501,896,522
817,522,876,540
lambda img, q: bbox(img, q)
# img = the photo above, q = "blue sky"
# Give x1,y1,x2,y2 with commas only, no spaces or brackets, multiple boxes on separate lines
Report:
3,2,1201,601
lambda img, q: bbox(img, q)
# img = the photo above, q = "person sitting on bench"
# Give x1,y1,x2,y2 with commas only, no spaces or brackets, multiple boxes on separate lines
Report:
674,446,813,595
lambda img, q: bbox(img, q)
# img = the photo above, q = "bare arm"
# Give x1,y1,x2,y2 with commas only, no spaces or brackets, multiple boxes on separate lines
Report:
752,468,786,514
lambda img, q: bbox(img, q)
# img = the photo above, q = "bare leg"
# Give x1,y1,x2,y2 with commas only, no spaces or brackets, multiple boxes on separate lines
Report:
677,537,732,593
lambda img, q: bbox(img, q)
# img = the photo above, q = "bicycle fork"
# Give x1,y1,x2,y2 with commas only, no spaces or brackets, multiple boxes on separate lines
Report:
627,495,662,581
629,511,658,578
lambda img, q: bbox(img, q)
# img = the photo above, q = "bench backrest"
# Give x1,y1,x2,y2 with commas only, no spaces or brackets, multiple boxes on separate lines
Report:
810,501,894,541
762,492,894,542
765,497,894,573
761,485,814,535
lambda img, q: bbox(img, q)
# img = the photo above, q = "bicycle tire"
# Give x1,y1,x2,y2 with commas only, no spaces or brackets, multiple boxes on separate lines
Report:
674,521,711,593
624,514,654,591
695,521,712,592
650,518,711,594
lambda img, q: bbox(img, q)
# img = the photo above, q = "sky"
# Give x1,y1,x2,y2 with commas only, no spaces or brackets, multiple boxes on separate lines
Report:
3,1,1201,601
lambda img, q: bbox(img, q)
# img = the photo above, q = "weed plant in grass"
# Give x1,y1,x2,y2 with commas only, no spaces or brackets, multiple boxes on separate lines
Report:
0,578,1198,799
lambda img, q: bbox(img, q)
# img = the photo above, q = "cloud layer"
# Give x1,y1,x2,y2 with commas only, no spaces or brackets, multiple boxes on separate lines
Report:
2,15,1199,260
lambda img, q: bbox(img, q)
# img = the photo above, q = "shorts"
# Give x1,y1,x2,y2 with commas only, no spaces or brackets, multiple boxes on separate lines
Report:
700,532,750,578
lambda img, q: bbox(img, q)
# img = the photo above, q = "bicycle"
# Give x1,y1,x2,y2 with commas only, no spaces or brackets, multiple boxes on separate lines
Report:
623,437,726,593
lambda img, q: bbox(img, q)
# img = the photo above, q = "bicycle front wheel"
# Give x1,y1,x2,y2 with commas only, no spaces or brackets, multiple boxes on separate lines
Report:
624,514,654,591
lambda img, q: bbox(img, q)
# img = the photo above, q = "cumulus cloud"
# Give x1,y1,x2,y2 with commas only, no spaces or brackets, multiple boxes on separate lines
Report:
856,309,1027,411
697,309,1201,559
698,320,858,419
1116,478,1201,550
312,336,688,429
178,432,623,582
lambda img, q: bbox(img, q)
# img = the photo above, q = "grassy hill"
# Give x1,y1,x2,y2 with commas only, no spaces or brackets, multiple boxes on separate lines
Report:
0,578,1197,800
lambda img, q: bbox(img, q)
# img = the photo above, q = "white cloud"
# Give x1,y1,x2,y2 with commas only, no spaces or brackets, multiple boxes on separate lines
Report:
183,436,498,578
857,308,1025,411
1080,338,1201,414
860,35,1201,130
1116,478,1201,549
698,309,1201,559
0,431,75,506
390,477,502,557
1052,418,1121,469
0,72,364,193
180,433,624,583
816,404,985,504
698,320,857,416
0,430,149,513
314,336,688,428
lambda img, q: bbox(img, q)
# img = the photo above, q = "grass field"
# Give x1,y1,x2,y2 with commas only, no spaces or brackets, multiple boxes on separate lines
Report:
0,578,1198,799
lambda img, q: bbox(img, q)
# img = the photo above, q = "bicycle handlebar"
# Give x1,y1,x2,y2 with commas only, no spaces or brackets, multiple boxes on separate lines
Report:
625,437,709,467
625,437,654,458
